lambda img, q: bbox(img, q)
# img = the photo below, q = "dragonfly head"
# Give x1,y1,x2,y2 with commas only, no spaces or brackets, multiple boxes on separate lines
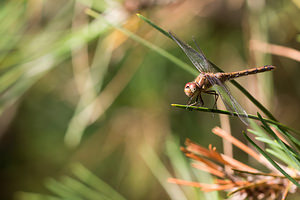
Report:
184,82,199,97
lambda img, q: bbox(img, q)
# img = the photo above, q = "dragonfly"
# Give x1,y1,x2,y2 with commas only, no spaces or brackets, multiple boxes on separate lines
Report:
169,32,276,125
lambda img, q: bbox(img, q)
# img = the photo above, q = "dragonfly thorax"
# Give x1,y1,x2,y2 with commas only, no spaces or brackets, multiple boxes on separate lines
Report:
195,73,213,91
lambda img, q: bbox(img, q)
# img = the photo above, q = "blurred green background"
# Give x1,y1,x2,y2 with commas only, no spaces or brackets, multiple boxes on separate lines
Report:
0,0,300,199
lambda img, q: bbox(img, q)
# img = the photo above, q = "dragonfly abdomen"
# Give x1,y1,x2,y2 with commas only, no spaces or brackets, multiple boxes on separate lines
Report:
224,65,276,80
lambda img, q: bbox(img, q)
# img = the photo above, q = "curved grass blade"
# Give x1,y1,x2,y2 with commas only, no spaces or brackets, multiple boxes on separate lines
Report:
86,9,196,76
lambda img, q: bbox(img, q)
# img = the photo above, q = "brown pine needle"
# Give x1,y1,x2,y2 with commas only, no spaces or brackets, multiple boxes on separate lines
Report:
167,178,205,188
212,127,260,161
183,151,221,170
282,181,292,200
201,183,237,192
170,128,299,199
221,154,258,172
192,163,225,178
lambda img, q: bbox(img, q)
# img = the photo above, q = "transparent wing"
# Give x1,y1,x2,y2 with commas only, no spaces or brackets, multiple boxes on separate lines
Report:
207,75,249,125
169,32,215,73
170,31,248,124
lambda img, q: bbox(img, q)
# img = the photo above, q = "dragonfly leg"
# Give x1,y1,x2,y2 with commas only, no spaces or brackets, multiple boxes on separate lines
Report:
186,93,203,109
198,93,204,106
186,97,195,110
205,90,219,109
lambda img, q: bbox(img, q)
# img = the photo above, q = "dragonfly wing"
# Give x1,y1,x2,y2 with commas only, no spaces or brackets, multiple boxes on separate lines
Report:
169,32,214,73
206,76,249,125
169,32,248,124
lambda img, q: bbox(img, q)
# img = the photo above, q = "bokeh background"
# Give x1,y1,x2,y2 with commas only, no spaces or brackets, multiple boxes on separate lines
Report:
0,0,300,199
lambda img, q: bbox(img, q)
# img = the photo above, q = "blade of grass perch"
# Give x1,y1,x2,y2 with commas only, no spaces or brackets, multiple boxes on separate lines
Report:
243,131,300,188
257,113,300,170
136,13,277,121
171,104,299,134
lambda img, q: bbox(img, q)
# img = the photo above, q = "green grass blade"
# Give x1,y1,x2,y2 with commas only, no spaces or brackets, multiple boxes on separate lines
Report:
140,144,188,200
136,14,170,39
165,136,206,200
171,104,299,134
276,126,300,151
15,192,63,200
61,176,110,200
44,178,82,200
266,148,295,166
247,129,269,138
70,163,127,200
255,137,281,148
86,9,197,76
257,113,300,169
0,14,111,115
243,131,300,188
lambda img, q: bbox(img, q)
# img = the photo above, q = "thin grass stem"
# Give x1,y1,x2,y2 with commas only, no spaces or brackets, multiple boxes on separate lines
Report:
171,104,299,134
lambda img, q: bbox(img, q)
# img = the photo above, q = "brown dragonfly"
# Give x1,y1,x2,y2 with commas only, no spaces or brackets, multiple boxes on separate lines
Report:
169,32,275,124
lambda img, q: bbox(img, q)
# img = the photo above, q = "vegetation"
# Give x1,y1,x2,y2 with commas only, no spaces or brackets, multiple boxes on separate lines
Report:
1,0,300,199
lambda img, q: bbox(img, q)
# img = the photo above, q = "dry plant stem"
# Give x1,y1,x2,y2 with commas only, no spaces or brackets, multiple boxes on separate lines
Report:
185,139,258,172
212,126,284,171
167,178,207,188
212,127,266,165
282,181,292,200
168,178,239,192
250,40,300,62
217,101,233,173
191,163,225,178
181,148,221,169
212,127,259,160
220,154,257,172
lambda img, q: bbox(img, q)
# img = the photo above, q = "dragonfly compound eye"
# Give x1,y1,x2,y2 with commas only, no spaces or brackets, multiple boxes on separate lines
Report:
184,82,197,97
